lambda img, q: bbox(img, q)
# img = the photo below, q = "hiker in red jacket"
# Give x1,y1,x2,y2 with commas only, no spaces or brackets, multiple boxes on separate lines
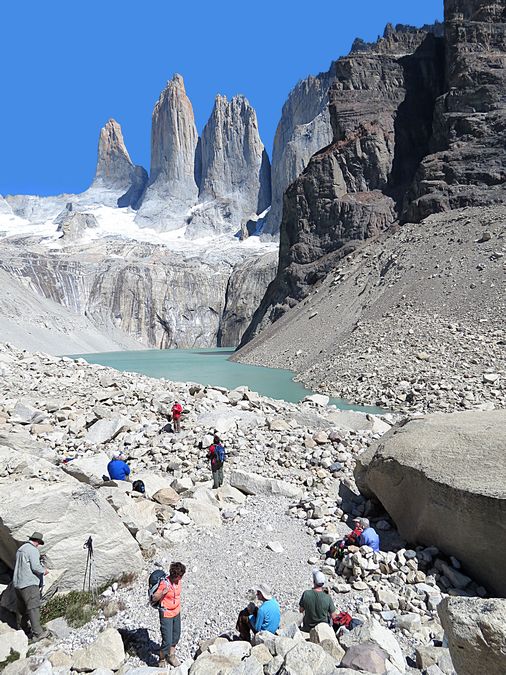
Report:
171,402,183,433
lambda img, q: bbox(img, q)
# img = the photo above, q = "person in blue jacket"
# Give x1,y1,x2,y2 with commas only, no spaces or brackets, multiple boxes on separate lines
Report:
249,583,281,634
357,517,380,552
107,451,131,481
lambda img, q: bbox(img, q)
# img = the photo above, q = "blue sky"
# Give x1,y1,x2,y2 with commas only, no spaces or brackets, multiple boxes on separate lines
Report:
0,0,443,196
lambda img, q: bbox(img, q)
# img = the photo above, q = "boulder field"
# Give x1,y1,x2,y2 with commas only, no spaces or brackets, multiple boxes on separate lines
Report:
0,342,504,674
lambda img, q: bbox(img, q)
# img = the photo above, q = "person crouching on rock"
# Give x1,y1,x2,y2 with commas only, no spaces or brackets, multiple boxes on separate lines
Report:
13,532,49,643
107,451,131,481
171,401,183,433
357,517,380,551
329,517,363,562
236,583,280,642
207,435,225,489
151,561,186,668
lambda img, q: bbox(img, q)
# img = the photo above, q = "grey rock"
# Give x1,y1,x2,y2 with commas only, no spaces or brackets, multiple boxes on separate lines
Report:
91,118,148,209
438,596,506,675
230,469,302,498
85,416,129,444
340,642,389,674
264,70,334,236
189,94,271,237
356,410,506,595
136,74,199,230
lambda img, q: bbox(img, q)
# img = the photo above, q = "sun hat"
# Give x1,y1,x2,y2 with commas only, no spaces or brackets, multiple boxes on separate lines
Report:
29,532,44,545
256,583,273,600
312,569,326,586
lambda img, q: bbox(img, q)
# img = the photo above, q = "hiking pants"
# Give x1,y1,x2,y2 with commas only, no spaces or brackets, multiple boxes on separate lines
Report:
15,585,43,637
159,611,181,655
172,417,181,432
212,466,224,488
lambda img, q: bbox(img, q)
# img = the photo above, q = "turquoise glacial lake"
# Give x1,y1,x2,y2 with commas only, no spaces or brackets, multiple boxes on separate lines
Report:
74,348,379,412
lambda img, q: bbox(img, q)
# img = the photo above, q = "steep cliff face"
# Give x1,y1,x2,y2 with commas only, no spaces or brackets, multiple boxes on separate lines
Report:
263,71,334,237
136,74,199,229
405,0,506,220
188,95,271,237
218,251,278,347
241,26,444,343
0,239,276,350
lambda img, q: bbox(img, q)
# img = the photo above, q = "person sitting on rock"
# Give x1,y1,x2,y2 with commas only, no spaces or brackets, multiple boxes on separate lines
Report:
299,570,339,632
13,532,49,643
171,401,183,433
329,517,363,561
151,561,186,668
357,517,380,552
236,583,280,642
107,451,131,481
207,435,225,489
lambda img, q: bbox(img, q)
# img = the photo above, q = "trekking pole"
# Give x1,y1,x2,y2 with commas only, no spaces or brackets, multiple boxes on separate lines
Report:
83,536,94,595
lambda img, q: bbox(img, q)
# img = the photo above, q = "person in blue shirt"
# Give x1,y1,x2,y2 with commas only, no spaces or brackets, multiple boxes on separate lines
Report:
249,583,281,635
107,451,131,481
357,518,380,552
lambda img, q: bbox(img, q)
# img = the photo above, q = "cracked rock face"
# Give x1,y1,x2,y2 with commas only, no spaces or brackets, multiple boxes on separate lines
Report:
189,95,271,237
404,0,506,220
263,71,334,237
241,25,444,343
136,74,199,229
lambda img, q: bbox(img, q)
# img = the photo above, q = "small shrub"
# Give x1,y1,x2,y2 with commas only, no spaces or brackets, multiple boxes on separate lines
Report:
0,649,20,668
41,590,98,628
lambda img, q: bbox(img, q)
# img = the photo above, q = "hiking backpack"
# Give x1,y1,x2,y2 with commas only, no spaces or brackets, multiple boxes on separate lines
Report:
148,569,167,607
214,443,225,463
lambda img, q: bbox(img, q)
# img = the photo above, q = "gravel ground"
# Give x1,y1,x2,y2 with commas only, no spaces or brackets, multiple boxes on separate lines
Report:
55,494,321,667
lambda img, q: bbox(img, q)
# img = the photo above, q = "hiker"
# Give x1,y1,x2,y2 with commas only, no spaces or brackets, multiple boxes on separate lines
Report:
171,401,183,433
151,561,186,668
329,517,363,561
207,434,225,489
236,583,280,642
107,451,131,481
299,569,339,632
13,532,49,642
357,517,380,552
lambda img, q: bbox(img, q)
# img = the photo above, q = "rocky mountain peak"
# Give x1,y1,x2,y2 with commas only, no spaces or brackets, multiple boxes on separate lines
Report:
92,119,148,209
149,73,198,188
93,119,133,187
187,92,271,237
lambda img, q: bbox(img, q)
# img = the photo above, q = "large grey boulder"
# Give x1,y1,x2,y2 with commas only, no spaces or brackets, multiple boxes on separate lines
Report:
230,469,302,498
0,623,29,662
85,416,129,444
279,639,339,674
339,618,405,673
438,597,506,675
62,451,110,486
72,627,125,671
0,480,142,591
355,410,506,595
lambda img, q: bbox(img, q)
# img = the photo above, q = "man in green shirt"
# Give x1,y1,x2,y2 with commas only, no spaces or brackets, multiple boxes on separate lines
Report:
299,570,339,632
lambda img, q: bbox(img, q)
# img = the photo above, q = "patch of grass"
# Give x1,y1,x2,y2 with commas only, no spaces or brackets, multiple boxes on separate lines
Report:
0,649,20,668
41,590,99,628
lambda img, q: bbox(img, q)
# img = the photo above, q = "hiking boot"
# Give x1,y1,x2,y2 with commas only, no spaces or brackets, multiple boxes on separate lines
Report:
29,629,50,644
167,654,181,667
158,651,167,668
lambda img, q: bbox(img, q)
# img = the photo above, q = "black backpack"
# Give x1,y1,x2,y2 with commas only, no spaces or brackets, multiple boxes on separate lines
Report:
132,480,146,494
148,569,167,607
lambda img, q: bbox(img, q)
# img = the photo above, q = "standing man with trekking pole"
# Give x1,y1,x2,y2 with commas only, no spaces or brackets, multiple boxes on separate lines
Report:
13,532,49,642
